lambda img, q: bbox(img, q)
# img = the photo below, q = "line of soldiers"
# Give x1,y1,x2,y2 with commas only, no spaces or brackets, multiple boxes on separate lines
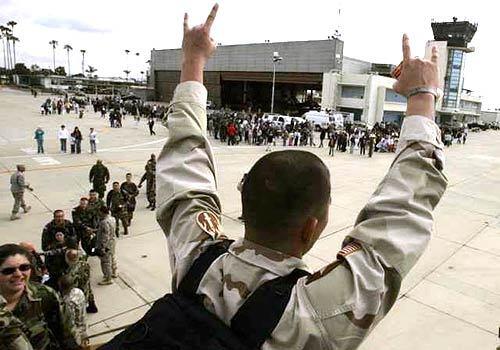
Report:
88,156,156,237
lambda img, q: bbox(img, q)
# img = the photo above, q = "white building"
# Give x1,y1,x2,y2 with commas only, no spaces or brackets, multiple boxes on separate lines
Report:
321,72,406,126
480,110,500,124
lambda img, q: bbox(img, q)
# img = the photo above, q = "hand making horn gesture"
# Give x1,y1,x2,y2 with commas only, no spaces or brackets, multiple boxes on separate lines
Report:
181,3,219,83
392,34,440,98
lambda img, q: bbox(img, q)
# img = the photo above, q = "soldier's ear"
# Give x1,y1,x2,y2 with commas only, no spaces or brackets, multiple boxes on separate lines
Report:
300,217,318,247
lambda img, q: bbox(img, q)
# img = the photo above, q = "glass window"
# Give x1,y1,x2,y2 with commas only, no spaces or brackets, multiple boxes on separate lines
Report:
341,85,365,99
385,89,407,103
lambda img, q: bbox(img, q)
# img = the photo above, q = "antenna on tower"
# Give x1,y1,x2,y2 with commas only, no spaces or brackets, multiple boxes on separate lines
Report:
335,2,343,39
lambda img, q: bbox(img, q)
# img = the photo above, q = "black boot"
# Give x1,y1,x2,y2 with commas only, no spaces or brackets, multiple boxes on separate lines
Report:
86,300,98,313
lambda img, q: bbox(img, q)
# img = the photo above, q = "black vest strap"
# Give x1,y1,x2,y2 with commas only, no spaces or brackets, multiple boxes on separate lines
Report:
178,240,310,349
178,239,234,297
231,268,310,349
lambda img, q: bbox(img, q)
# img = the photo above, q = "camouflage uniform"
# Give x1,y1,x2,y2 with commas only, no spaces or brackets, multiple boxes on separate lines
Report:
120,181,139,221
0,296,34,350
9,282,79,350
62,288,87,346
10,170,30,216
72,205,98,255
65,253,96,310
87,198,105,254
96,215,117,281
139,159,156,209
41,219,77,290
89,163,110,199
106,189,129,236
156,82,447,349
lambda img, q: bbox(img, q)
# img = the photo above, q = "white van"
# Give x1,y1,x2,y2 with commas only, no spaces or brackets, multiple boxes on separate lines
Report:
302,111,343,130
262,114,306,128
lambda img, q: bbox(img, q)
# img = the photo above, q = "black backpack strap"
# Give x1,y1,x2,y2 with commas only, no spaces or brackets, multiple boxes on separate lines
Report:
231,268,310,349
178,239,234,296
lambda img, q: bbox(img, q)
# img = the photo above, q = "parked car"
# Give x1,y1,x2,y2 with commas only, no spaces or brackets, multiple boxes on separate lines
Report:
262,114,306,128
302,111,344,130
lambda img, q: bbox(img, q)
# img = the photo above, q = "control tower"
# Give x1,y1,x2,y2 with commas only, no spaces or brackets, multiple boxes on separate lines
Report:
429,17,478,111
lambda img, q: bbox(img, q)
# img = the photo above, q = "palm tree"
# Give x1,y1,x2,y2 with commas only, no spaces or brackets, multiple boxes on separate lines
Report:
85,65,97,78
0,27,6,69
7,21,17,66
80,49,86,75
123,69,130,81
124,49,130,75
49,40,58,72
5,32,12,70
63,44,73,76
10,35,19,66
0,26,12,69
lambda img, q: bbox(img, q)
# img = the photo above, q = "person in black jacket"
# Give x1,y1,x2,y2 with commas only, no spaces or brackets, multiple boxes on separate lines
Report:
41,210,77,290
71,127,83,154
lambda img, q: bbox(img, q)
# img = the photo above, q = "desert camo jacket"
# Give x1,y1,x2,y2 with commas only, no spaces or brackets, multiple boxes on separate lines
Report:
156,81,448,350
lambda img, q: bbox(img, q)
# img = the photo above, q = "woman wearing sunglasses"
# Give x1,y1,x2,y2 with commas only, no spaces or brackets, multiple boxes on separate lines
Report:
0,244,80,350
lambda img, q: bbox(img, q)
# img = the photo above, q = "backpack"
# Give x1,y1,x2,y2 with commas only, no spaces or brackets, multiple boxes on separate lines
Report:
98,240,309,350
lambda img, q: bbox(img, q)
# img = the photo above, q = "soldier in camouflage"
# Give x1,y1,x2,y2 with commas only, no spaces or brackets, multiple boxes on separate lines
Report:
0,296,34,350
120,173,139,224
106,182,129,237
72,197,98,256
58,275,87,347
0,244,79,350
95,206,117,285
9,164,33,221
139,154,156,210
86,190,106,255
156,13,447,349
89,160,110,199
88,190,105,214
64,249,98,313
41,210,77,290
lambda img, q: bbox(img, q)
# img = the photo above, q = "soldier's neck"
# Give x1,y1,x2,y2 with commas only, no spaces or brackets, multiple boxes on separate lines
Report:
3,289,24,310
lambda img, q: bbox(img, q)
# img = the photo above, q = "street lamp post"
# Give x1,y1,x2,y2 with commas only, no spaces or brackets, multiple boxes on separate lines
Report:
80,49,86,75
271,51,282,114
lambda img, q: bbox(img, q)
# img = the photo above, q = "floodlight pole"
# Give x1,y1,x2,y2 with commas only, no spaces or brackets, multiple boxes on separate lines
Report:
271,52,282,114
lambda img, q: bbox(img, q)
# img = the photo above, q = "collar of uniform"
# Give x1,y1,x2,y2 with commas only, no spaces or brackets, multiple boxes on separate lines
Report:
228,238,308,276
25,282,42,302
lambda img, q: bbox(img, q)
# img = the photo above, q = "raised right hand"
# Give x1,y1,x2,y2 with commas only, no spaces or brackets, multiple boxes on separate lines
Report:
393,34,440,97
180,4,219,83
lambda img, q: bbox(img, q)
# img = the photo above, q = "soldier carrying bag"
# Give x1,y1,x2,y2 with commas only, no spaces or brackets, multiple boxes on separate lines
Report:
99,240,309,350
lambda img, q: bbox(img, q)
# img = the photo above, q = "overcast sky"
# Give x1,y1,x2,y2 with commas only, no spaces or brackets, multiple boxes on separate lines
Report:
0,0,497,108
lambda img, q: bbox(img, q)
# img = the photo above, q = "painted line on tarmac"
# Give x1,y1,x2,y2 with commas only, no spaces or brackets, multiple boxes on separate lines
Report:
0,158,146,174
98,138,167,152
0,139,167,160
21,148,38,155
32,156,61,166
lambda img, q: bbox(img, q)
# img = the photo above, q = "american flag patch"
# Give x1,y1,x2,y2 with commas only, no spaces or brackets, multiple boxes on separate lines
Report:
337,241,362,259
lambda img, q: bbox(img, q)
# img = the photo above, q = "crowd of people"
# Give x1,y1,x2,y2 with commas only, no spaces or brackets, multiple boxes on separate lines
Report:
207,109,472,156
34,93,168,156
207,110,404,157
2,155,157,348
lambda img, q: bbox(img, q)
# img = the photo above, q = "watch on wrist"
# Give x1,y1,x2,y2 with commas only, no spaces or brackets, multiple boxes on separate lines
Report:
407,87,443,100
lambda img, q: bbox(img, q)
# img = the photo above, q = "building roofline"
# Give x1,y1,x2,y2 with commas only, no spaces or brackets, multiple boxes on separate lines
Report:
153,38,343,52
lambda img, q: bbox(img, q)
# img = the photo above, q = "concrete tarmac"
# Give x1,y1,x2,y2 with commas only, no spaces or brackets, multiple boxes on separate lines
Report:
0,87,499,349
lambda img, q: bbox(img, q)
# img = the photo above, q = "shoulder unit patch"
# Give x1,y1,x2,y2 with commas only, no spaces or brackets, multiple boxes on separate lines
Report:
196,211,222,238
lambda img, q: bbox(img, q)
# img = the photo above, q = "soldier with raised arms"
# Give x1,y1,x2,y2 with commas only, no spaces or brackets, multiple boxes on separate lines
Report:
153,4,447,349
